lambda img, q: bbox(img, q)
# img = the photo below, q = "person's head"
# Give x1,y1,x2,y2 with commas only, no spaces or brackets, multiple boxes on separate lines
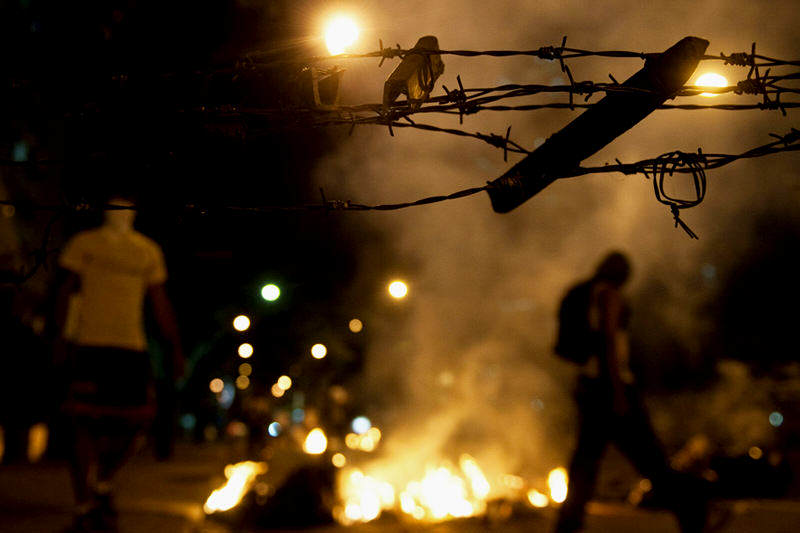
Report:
103,194,137,232
593,251,631,287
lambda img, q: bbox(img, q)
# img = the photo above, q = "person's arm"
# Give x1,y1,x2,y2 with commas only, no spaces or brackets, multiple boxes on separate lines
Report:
53,271,80,366
599,286,627,414
147,283,185,380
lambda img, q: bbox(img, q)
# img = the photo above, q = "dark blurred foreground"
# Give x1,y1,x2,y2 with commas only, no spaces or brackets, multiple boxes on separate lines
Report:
1,439,800,533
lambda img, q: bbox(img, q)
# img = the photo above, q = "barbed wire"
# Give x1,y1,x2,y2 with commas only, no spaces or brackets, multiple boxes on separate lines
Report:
247,37,800,70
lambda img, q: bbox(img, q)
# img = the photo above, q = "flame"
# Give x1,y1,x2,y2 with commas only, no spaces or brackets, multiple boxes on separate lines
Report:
204,461,267,514
336,469,396,525
547,467,568,503
303,428,328,454
527,489,549,508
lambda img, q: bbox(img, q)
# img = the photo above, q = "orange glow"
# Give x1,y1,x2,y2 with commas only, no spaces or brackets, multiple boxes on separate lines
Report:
349,318,363,333
311,343,327,359
270,383,285,398
209,378,224,393
527,489,549,508
695,72,727,97
233,315,250,331
547,467,568,503
238,363,252,376
277,375,292,390
235,375,250,390
303,428,328,454
204,461,267,514
332,453,347,468
238,343,253,358
388,280,408,299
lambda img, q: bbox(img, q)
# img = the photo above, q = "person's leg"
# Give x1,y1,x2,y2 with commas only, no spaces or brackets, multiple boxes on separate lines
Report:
69,419,97,508
613,387,709,533
554,380,611,533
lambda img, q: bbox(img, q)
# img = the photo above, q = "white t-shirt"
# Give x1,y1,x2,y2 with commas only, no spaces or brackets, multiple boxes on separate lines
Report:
59,226,167,351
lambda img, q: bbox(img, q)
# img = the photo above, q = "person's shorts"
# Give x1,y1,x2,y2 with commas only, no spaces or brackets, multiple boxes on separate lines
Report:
63,346,155,421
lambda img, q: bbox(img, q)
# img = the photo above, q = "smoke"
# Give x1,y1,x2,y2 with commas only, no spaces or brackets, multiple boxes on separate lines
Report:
312,0,800,484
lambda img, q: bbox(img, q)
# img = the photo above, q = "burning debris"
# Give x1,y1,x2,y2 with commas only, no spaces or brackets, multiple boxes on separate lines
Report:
204,450,570,528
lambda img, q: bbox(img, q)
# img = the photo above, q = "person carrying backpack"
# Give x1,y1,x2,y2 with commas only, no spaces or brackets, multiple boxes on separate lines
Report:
553,251,710,533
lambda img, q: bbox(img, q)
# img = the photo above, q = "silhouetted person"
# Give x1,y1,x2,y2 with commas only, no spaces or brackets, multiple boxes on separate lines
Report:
554,251,708,533
55,197,183,532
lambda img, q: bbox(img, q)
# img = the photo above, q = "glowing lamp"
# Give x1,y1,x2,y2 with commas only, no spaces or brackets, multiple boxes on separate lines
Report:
388,280,408,299
695,72,727,97
238,343,253,359
325,16,359,55
311,343,327,359
303,428,328,454
233,315,250,332
261,284,280,301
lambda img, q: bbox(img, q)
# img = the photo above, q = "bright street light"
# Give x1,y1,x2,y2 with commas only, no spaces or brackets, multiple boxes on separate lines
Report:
324,15,359,55
261,284,280,302
311,343,327,359
695,72,727,97
238,343,254,359
233,315,251,331
388,280,408,299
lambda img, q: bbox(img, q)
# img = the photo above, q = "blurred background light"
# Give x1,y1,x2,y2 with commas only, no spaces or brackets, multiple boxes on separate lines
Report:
209,378,224,393
238,363,252,376
277,375,292,390
292,408,306,423
311,343,327,359
349,318,363,333
238,343,254,358
769,411,784,427
324,15,359,56
388,280,408,299
235,375,250,390
332,453,347,468
268,422,282,437
303,428,328,454
233,315,251,331
351,416,371,434
270,383,285,398
261,283,280,301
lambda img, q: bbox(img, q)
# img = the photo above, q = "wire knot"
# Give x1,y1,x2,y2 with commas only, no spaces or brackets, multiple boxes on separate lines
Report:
537,45,561,61
648,151,707,239
735,78,765,95
721,51,752,67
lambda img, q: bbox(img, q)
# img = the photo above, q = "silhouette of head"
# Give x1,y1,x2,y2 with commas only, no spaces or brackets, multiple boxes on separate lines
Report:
594,251,631,287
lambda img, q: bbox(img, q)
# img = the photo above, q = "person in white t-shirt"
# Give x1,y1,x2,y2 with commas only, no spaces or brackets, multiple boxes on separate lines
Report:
55,196,183,532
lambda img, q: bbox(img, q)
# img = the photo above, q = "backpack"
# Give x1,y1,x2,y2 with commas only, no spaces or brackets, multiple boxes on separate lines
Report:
554,281,597,364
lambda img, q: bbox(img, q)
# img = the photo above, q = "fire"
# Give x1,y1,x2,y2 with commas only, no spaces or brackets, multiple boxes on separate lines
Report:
336,469,396,525
303,428,328,455
527,488,549,508
547,467,568,503
204,461,267,514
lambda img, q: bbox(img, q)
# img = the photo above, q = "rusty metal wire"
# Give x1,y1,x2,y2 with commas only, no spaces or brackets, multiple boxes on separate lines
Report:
252,37,800,70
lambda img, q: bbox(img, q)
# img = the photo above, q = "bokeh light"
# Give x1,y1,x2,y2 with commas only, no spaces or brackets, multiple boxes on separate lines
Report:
303,428,328,454
388,280,408,299
332,453,347,468
235,375,250,390
238,363,252,376
268,422,282,437
233,315,251,331
270,383,285,398
349,318,363,333
261,284,280,302
324,15,359,56
277,375,292,390
238,343,254,358
769,411,784,427
209,378,224,393
352,416,371,434
311,343,327,359
695,72,727,97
